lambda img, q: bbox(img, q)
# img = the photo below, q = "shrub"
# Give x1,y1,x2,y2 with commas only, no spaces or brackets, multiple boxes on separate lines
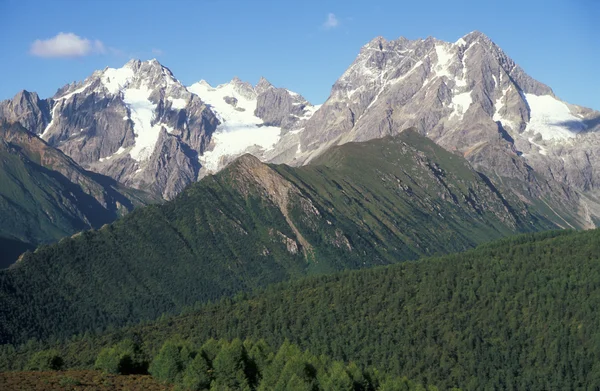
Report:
149,339,194,384
94,339,137,374
26,349,63,371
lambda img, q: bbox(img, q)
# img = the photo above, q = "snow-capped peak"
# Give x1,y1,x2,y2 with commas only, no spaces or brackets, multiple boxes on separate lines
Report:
101,65,135,94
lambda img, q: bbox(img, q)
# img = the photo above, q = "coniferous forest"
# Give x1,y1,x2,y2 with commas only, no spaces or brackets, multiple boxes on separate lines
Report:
3,229,600,390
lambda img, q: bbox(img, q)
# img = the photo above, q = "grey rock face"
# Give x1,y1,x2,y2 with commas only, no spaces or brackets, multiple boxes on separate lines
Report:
255,86,312,128
1,60,219,200
0,90,51,135
134,129,200,199
262,31,600,228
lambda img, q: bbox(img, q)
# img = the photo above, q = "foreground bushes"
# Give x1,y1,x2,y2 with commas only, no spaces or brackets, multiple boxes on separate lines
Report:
144,337,437,391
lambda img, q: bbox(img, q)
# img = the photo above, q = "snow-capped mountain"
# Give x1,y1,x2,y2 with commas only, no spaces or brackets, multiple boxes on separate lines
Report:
2,31,599,225
273,31,598,168
0,60,316,199
188,76,318,172
38,59,219,200
261,31,600,227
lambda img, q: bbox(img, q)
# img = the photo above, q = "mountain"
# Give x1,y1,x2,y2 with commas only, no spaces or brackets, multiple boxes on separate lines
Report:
6,229,600,390
187,76,318,173
0,121,156,268
266,31,600,227
0,61,316,200
2,32,598,227
0,130,557,344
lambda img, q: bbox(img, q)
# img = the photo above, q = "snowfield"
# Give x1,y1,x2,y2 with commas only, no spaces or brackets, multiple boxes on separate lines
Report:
188,80,282,172
524,94,586,141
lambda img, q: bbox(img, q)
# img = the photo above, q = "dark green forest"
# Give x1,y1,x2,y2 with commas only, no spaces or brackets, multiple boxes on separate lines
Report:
3,229,600,390
0,131,556,345
0,121,155,267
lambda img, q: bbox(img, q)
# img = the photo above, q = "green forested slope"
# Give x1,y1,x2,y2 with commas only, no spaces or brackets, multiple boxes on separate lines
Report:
7,229,600,390
0,130,558,345
0,122,156,267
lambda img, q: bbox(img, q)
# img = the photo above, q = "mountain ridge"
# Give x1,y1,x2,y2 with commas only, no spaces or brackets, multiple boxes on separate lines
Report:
0,121,157,267
0,130,557,344
1,30,599,226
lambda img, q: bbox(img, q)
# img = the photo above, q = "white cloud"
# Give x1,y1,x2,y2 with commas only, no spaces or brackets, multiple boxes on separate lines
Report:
323,13,340,29
151,48,164,56
30,32,106,58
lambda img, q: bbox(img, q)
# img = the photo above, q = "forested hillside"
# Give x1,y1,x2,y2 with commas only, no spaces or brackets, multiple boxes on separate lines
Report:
0,122,156,267
0,130,555,345
5,229,600,390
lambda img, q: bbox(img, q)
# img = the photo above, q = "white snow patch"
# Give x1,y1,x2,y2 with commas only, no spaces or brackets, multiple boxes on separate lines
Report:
455,38,467,47
449,91,472,120
99,146,127,162
434,44,453,79
123,86,163,161
101,67,134,94
455,78,467,88
302,104,321,120
528,137,548,156
188,80,282,172
167,96,187,110
122,116,129,120
493,86,517,130
200,127,281,171
58,85,88,100
41,104,60,139
524,94,586,140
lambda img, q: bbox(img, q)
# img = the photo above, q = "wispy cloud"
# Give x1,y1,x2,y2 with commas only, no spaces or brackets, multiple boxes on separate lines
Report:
151,48,164,56
30,32,106,58
322,13,340,29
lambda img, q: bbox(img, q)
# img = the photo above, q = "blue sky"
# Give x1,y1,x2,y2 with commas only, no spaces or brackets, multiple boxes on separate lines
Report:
0,0,598,109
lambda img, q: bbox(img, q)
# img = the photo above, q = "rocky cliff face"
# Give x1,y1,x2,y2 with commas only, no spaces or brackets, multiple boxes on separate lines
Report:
262,31,600,227
0,90,51,135
0,60,220,200
272,32,598,168
0,61,316,200
43,59,220,200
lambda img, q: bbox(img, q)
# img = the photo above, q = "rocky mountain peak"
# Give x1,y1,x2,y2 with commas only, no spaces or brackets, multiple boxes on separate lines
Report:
363,36,389,50
266,30,600,229
460,30,493,45
228,77,257,100
255,77,273,94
